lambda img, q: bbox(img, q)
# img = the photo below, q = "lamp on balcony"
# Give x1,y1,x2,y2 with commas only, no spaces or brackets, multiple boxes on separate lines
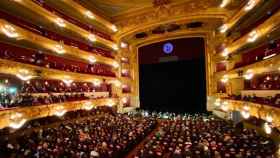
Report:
247,30,258,43
1,24,19,38
244,0,257,11
85,11,95,19
55,18,66,27
88,34,96,42
16,69,34,81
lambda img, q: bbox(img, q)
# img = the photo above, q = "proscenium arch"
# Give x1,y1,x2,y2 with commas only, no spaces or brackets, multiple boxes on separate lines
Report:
128,32,215,108
115,14,227,40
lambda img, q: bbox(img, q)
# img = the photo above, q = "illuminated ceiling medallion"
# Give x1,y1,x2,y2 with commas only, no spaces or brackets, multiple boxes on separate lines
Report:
85,10,95,19
55,18,66,27
1,24,19,38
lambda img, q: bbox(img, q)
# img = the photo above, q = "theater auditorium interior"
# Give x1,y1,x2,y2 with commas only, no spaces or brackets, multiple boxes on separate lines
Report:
0,0,280,157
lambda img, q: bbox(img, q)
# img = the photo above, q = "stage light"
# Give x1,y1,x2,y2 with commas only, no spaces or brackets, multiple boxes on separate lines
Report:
1,24,19,38
85,10,95,19
88,34,96,42
8,87,17,94
55,18,66,27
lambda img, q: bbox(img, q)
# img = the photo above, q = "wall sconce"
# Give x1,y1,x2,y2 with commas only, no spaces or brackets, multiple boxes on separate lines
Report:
89,56,97,63
16,69,34,81
120,42,128,48
55,18,66,27
264,122,272,134
113,80,121,87
244,0,257,11
62,76,73,86
122,97,128,104
83,101,94,111
266,114,273,123
214,98,221,107
219,24,228,33
221,48,229,57
85,10,95,19
92,79,101,87
54,107,66,117
247,30,258,43
113,44,119,51
220,0,230,8
9,112,27,129
221,75,229,83
107,99,115,107
1,24,19,38
112,61,119,68
241,106,250,119
243,70,254,80
88,34,96,42
221,103,229,111
54,44,66,54
111,25,118,32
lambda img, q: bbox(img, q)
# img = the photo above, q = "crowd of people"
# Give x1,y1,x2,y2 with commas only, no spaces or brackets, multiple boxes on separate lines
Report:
0,108,157,158
0,92,89,109
0,109,278,158
226,94,280,107
133,114,277,158
21,79,110,93
0,42,116,77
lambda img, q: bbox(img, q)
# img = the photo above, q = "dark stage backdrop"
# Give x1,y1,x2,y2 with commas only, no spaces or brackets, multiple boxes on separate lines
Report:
139,38,206,113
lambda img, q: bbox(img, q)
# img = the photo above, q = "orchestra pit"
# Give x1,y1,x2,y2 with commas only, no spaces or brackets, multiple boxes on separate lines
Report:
0,0,279,157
